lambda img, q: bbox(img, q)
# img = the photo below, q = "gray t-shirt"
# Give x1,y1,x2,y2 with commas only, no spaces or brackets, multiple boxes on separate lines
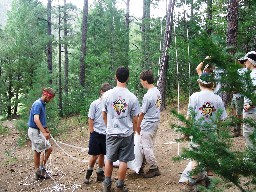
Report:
244,68,256,114
233,68,247,99
88,98,106,134
102,87,140,137
141,87,162,131
187,90,227,131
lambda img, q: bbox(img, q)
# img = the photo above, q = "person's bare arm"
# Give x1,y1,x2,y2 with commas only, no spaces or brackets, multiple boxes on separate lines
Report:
34,115,50,140
133,115,138,133
88,118,94,133
136,112,145,134
196,62,204,76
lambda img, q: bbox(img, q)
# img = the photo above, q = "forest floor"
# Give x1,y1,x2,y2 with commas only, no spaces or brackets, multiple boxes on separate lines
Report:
0,106,246,192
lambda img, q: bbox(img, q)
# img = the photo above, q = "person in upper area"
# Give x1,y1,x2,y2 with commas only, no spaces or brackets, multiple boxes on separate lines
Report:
238,51,256,149
102,66,140,192
84,83,112,184
27,87,55,180
137,70,162,178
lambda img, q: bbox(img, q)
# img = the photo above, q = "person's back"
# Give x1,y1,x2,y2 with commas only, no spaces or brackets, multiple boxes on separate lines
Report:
103,86,138,136
188,90,226,127
188,72,227,131
141,87,161,130
102,66,140,192
89,98,107,134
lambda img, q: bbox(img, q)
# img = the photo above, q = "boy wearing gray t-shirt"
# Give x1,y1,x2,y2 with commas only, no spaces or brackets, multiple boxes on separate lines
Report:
84,83,112,184
102,66,140,192
137,70,162,178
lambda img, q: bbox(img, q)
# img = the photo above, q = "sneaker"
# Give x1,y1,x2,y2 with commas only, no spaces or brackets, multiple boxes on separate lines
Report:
102,181,112,192
84,169,93,184
35,169,44,180
35,167,51,180
138,167,144,175
144,167,161,178
96,170,105,182
116,185,128,192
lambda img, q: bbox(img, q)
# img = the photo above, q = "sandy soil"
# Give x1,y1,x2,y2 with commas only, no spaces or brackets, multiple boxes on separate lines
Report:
0,109,246,192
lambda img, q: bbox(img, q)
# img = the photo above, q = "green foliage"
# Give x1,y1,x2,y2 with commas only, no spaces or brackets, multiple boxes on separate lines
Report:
0,123,9,134
172,110,256,191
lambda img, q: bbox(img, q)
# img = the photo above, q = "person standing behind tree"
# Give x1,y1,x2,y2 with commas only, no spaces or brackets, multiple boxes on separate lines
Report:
137,70,162,178
102,66,140,192
230,64,247,137
238,51,256,149
84,83,112,184
27,88,55,180
179,72,227,187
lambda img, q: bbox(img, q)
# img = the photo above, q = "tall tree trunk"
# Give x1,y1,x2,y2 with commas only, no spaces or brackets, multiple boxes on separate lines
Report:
7,75,13,119
13,87,20,117
124,0,130,67
58,4,63,117
141,0,151,69
79,0,88,87
64,0,69,94
157,0,175,111
222,0,239,106
191,0,194,19
226,0,238,55
206,0,213,35
47,0,53,84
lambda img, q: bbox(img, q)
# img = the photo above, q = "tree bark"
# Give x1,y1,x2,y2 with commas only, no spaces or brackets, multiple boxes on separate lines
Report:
79,0,88,87
226,0,238,55
47,0,53,84
206,0,213,35
58,3,63,116
64,0,69,94
157,0,175,111
141,0,151,69
124,0,130,67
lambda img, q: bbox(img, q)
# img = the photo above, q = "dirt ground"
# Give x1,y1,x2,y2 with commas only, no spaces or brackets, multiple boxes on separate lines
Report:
0,109,246,192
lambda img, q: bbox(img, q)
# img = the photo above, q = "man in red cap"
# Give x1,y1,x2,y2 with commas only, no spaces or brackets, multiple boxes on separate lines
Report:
27,88,55,180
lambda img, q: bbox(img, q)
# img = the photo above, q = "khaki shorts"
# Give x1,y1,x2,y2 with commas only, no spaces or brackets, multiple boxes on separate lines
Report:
28,127,51,153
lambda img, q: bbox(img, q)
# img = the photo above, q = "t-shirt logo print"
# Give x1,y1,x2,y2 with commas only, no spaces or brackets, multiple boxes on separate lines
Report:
199,102,216,118
156,96,162,108
113,97,128,115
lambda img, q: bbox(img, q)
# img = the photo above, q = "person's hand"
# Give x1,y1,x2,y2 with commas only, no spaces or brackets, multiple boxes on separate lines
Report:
43,132,50,140
45,127,50,133
205,56,211,60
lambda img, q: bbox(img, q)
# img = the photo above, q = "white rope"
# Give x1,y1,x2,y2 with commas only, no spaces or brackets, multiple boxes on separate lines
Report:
56,140,88,152
50,135,89,163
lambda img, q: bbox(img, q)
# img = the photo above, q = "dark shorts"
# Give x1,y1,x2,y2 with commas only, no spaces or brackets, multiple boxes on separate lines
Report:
88,131,106,156
106,133,135,163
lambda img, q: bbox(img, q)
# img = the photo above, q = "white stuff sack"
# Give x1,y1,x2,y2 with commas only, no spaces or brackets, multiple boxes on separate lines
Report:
127,133,143,174
104,155,120,167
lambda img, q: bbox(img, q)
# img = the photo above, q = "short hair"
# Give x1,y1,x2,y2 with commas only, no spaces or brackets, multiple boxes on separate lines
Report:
100,83,112,93
116,66,129,83
140,70,154,84
198,81,215,89
42,87,55,97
